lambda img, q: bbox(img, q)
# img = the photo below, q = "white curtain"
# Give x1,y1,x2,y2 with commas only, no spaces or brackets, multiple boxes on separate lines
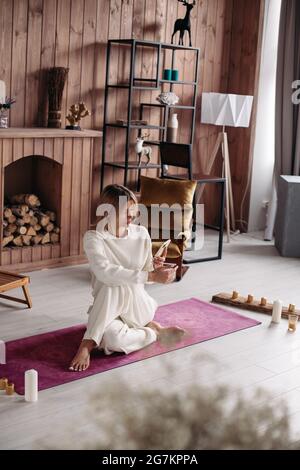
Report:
265,0,300,240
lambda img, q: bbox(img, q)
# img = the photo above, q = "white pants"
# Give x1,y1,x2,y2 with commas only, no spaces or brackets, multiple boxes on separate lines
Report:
98,318,157,355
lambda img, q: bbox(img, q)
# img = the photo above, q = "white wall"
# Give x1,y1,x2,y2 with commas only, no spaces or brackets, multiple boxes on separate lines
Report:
248,0,282,231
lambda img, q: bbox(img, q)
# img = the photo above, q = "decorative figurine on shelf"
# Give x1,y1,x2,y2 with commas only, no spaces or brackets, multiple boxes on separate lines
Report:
47,67,69,128
156,92,179,106
0,84,16,129
66,102,91,130
135,133,152,167
171,0,196,47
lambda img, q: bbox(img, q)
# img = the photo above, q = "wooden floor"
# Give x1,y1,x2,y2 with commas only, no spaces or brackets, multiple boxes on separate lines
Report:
1,231,300,449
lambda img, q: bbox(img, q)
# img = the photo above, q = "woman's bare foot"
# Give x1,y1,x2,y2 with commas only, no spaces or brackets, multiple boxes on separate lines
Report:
147,321,186,346
147,320,162,334
69,339,96,372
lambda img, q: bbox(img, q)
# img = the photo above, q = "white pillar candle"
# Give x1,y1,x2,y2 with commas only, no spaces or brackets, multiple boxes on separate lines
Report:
25,369,38,402
272,299,283,324
0,340,5,364
0,80,6,104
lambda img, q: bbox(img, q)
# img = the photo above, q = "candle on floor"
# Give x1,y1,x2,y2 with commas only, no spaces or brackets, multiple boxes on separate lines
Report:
272,299,282,324
0,80,6,104
25,369,38,402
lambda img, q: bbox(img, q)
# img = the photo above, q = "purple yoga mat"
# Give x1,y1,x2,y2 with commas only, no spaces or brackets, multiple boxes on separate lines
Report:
0,298,260,394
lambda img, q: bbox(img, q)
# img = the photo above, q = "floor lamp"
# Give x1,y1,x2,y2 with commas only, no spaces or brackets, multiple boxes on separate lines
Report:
201,93,253,242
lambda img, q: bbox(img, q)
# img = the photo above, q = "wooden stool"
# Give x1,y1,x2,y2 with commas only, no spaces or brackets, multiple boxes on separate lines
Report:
0,271,32,308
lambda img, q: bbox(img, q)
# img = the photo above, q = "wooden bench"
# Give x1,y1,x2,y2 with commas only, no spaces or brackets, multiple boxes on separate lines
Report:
0,271,32,309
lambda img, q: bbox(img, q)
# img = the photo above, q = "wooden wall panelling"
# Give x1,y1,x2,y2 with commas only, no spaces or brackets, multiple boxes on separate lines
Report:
93,0,110,129
0,0,13,104
81,0,97,131
55,0,71,126
10,0,28,127
193,0,208,175
204,0,230,224
67,0,84,124
25,0,43,126
239,0,265,231
227,0,263,231
106,0,122,187
0,0,263,231
115,0,133,186
90,0,110,225
140,0,156,181
38,0,56,127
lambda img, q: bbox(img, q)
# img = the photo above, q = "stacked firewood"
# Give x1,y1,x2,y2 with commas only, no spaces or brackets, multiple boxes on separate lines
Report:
2,194,60,248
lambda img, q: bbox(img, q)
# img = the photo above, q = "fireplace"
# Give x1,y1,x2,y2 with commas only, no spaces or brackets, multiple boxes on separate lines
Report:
0,128,102,272
4,156,62,248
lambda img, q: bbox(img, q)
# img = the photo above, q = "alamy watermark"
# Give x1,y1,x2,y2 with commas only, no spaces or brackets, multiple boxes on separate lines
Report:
95,197,205,250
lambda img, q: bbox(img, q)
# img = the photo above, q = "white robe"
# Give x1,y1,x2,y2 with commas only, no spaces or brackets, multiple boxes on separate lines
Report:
82,224,158,354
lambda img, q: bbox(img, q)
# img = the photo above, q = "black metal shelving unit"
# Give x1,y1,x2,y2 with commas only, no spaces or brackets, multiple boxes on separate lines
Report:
101,39,200,190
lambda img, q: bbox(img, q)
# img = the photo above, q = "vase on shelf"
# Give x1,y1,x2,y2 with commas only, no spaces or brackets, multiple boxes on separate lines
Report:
167,112,178,143
47,67,69,128
0,113,8,129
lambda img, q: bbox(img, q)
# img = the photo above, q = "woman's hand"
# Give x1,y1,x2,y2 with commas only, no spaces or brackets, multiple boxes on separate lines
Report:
153,247,168,269
148,265,178,284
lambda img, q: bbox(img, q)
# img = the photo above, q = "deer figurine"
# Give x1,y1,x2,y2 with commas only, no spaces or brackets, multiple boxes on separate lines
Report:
171,0,196,47
135,133,152,167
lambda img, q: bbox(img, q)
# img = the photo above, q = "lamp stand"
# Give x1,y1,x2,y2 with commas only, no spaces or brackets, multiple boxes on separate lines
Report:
206,127,236,243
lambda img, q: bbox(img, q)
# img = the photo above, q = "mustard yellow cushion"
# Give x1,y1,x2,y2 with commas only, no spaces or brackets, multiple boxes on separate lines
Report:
140,176,197,206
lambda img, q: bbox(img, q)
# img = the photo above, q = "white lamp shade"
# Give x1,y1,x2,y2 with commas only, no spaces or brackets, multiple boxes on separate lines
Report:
201,92,253,128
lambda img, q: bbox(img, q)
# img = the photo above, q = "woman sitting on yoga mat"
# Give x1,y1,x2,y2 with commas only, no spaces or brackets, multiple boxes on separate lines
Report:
69,184,185,371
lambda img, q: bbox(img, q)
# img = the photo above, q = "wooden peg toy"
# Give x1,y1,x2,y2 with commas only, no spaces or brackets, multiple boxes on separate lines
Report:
0,377,8,390
5,383,14,395
212,292,300,320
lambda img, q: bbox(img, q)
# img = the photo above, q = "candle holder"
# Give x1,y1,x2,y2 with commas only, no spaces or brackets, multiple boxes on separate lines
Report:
289,304,296,314
6,383,14,395
0,377,8,390
272,299,283,324
288,314,298,333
